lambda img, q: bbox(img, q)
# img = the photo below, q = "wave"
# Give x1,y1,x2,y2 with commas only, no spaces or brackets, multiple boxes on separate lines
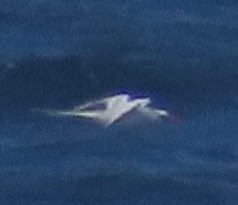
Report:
0,169,237,205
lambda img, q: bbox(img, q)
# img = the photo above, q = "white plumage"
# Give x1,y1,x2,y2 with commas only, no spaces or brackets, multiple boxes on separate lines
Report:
33,94,170,127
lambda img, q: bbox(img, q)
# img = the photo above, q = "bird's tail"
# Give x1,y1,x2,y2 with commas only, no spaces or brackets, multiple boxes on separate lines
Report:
73,111,102,119
31,108,103,120
31,108,71,117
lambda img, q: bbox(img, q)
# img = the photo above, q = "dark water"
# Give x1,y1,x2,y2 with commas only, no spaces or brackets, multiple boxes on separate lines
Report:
1,0,238,204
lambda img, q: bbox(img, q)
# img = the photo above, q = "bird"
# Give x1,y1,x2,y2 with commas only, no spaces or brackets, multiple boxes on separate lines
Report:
32,93,171,127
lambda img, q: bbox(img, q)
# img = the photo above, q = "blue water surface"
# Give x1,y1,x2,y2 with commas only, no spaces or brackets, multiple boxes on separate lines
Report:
0,0,238,204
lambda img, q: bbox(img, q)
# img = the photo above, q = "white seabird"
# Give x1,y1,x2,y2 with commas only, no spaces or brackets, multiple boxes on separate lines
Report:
33,94,171,127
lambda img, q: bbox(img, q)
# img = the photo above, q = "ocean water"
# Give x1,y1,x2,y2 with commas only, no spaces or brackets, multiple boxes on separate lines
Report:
1,108,238,204
0,0,238,204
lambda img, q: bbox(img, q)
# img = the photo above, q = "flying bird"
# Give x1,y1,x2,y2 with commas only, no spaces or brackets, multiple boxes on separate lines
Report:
33,94,171,127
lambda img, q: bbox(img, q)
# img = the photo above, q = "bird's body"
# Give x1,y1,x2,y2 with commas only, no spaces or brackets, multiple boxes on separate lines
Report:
34,94,170,127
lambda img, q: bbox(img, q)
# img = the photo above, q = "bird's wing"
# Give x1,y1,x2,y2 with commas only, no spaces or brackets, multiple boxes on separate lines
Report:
103,95,127,109
72,95,129,111
104,102,137,126
72,99,107,112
